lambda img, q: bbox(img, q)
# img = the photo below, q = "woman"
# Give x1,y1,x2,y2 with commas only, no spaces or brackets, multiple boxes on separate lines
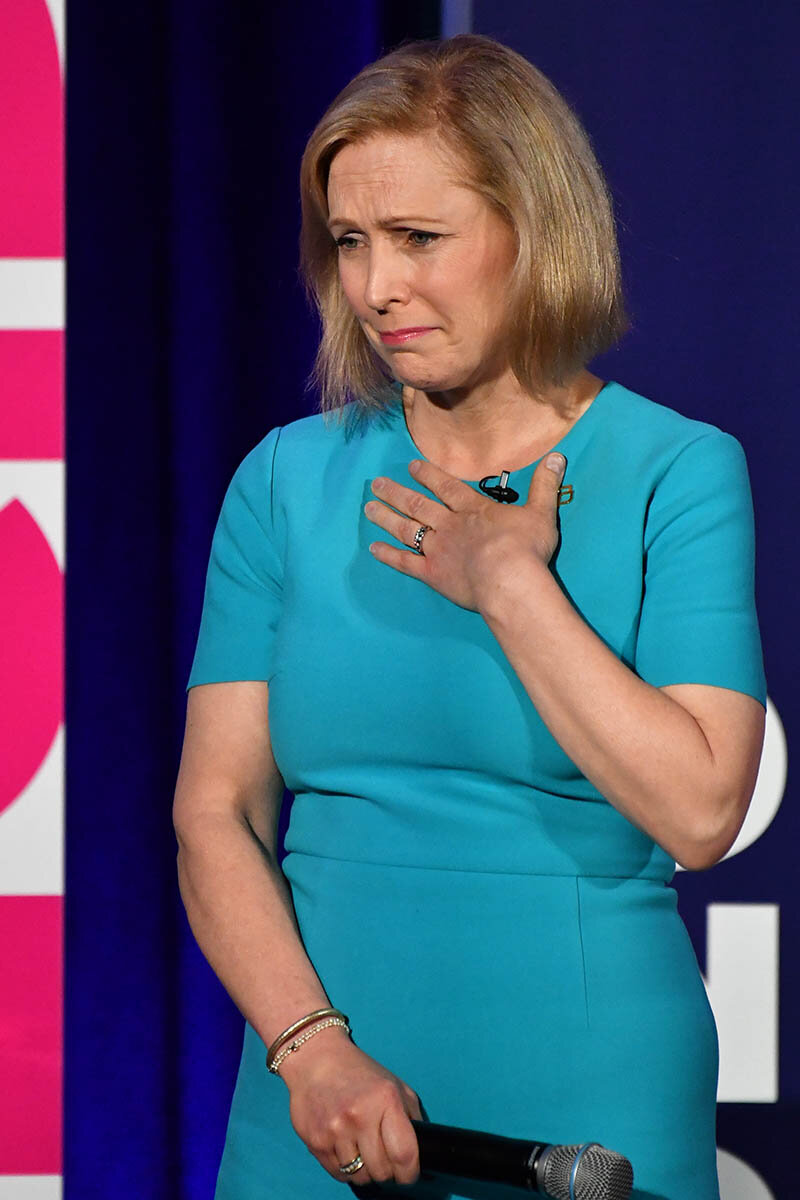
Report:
174,34,766,1200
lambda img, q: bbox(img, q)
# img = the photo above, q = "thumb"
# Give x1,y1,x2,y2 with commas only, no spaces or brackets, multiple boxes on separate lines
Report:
526,451,567,511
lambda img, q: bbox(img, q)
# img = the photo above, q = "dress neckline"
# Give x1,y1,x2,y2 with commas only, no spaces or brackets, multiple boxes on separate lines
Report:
390,379,616,487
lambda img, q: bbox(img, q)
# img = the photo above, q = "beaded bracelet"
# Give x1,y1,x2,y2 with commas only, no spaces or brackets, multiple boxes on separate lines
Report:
268,1016,351,1074
266,1007,350,1072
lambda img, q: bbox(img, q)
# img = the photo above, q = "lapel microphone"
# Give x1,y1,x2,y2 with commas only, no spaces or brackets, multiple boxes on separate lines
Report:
478,470,519,503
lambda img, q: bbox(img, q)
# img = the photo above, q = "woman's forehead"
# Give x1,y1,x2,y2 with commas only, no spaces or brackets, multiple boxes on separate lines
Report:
327,134,473,213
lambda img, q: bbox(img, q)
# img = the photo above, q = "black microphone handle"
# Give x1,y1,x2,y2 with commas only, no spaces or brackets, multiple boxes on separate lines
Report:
346,1119,634,1199
410,1119,545,1191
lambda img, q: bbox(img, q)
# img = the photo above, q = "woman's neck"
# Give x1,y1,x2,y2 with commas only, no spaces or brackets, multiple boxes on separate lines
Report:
401,369,604,480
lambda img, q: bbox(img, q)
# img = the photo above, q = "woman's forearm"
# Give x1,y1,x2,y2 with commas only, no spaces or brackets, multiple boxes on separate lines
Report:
479,554,736,869
175,813,348,1053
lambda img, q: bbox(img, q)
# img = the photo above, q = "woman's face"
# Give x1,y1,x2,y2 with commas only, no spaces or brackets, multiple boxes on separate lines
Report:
327,132,518,395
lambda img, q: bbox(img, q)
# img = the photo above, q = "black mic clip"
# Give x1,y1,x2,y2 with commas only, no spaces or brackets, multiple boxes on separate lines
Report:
478,470,519,503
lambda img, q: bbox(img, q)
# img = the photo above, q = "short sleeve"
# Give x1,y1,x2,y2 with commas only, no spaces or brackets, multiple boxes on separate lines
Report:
186,427,284,689
634,430,766,706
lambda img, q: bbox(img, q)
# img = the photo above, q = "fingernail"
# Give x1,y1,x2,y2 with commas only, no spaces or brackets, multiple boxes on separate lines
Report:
546,452,566,475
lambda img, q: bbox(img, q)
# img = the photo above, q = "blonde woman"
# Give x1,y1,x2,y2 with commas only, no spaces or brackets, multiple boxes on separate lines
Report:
174,34,766,1200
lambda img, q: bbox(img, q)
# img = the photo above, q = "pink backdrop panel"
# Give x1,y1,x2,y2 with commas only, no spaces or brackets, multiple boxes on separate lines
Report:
0,0,63,255
0,895,63,1172
0,498,63,814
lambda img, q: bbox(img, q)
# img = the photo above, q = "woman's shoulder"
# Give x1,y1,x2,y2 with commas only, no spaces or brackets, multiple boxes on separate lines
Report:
601,379,747,480
605,379,737,446
592,382,755,540
242,402,385,471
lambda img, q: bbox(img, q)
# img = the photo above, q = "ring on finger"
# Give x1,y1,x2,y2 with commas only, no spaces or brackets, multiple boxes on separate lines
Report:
338,1154,365,1176
411,524,433,555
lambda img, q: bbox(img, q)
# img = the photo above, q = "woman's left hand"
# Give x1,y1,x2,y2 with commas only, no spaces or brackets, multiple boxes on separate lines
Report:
364,452,568,612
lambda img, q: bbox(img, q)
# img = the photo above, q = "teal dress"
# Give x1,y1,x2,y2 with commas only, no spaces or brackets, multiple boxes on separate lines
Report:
187,380,766,1200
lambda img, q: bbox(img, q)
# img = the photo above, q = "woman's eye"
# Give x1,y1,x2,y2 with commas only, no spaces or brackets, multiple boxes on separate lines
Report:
407,230,439,247
334,230,440,250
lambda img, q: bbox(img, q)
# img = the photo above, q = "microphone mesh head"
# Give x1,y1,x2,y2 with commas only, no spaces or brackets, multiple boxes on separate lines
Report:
539,1142,634,1200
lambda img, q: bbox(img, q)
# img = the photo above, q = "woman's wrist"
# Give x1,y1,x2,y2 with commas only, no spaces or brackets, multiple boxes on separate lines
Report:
274,1022,355,1089
268,1015,350,1072
475,546,553,626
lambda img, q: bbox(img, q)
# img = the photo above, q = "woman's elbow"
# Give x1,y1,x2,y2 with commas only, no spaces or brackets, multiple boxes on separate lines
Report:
672,788,752,872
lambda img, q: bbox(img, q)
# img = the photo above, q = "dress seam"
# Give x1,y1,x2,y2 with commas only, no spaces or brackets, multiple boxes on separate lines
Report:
282,848,667,883
575,876,591,1030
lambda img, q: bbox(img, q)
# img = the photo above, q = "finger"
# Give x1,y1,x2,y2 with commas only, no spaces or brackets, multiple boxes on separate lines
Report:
525,451,566,513
380,1107,421,1186
371,475,443,524
365,499,438,550
403,1086,423,1122
352,1118,395,1186
407,458,480,509
330,1140,373,1187
368,539,430,578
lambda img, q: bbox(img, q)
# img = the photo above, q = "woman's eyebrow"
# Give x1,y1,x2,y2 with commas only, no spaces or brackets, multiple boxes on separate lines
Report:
326,214,447,231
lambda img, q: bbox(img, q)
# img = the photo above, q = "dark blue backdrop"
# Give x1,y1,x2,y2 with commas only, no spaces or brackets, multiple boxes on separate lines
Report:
66,3,386,1196
458,5,799,1193
67,2,797,1196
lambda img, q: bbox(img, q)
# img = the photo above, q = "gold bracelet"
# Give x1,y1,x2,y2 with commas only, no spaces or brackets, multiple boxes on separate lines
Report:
265,1007,349,1071
268,1016,351,1074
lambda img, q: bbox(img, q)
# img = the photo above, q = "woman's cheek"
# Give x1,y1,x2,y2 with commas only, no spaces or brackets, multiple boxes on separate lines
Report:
338,264,364,313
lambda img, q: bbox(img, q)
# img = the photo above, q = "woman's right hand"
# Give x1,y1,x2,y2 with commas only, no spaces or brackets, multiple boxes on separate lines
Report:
279,1028,423,1187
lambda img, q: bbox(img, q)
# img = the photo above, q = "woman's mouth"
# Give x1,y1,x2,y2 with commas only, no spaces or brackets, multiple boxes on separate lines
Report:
378,327,436,346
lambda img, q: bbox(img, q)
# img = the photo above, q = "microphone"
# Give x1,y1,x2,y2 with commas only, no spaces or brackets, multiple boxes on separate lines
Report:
350,1120,634,1198
478,470,519,503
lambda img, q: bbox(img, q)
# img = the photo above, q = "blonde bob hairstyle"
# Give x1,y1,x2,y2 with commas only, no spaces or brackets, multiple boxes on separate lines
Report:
299,34,629,415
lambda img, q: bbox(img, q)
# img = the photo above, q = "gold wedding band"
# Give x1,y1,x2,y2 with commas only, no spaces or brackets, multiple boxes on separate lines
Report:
338,1154,365,1175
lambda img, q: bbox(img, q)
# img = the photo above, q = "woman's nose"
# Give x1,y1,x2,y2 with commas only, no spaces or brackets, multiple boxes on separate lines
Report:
363,245,410,312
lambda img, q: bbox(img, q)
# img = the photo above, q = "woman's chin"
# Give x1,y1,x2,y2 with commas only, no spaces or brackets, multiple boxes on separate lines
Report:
391,363,470,394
